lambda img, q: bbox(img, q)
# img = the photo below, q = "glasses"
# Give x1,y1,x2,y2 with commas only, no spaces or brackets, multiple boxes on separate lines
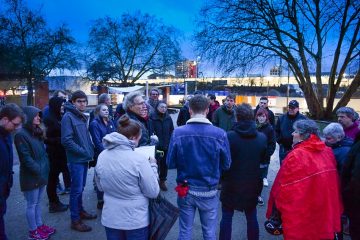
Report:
151,93,159,96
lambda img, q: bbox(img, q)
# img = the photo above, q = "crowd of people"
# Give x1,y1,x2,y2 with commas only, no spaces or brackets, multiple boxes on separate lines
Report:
0,89,359,240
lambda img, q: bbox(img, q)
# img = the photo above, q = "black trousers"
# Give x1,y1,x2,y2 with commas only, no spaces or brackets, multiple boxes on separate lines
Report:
46,155,70,203
157,149,168,182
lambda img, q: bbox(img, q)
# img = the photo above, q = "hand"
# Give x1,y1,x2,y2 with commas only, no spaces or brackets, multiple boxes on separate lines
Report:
150,134,159,143
148,156,157,164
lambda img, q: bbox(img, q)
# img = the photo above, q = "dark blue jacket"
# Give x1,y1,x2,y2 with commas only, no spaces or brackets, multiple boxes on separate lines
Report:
257,122,276,164
167,118,231,191
176,103,190,127
221,121,267,211
275,112,307,150
89,116,116,161
0,126,13,204
327,136,353,173
150,110,174,151
61,102,94,163
126,111,154,147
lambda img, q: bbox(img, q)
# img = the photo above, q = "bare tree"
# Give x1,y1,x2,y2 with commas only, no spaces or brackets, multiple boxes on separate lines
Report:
0,0,78,105
196,0,360,119
87,12,181,86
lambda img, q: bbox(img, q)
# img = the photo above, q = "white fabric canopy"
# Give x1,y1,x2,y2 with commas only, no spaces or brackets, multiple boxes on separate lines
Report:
108,85,144,94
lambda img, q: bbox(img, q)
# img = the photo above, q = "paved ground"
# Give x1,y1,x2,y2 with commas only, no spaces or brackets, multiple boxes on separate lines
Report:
4,112,349,239
6,146,283,240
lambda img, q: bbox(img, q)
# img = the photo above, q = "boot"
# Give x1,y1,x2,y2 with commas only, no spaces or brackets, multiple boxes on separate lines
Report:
49,201,68,213
80,210,97,220
71,220,92,232
159,181,168,191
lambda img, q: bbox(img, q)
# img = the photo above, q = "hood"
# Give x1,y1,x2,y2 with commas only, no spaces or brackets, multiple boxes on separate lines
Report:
232,120,257,137
22,106,41,128
63,101,87,121
293,134,325,152
49,97,65,120
102,132,136,150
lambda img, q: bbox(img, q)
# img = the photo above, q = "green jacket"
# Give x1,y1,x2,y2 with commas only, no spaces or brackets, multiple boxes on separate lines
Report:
14,106,49,191
213,105,236,131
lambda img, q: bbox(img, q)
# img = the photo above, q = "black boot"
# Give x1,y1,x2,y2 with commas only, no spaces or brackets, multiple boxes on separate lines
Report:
49,201,68,213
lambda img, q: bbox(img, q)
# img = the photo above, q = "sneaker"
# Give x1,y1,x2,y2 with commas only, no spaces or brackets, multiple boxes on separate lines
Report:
159,181,168,191
263,178,269,187
28,229,48,240
80,210,97,220
49,201,68,213
37,224,56,236
258,196,264,206
71,220,92,232
56,183,65,194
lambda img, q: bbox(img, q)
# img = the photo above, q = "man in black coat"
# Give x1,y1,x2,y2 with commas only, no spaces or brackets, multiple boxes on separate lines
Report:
0,104,24,240
275,100,307,164
220,103,267,240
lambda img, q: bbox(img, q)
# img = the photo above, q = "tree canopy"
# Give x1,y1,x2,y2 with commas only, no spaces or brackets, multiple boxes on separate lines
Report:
196,0,360,119
0,0,78,105
86,12,181,85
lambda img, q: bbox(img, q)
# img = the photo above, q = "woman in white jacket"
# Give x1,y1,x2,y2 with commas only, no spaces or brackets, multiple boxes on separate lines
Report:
95,115,160,240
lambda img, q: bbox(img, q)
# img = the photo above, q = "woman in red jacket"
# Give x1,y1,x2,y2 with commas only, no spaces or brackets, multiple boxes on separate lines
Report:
266,120,343,240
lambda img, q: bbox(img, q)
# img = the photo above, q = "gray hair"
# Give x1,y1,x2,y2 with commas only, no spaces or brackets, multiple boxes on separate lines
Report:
122,91,144,111
336,107,356,121
98,93,110,104
293,120,320,140
323,123,345,140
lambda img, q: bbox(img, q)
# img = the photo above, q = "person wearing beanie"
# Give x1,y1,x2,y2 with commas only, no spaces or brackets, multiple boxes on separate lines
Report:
14,106,55,240
150,101,174,191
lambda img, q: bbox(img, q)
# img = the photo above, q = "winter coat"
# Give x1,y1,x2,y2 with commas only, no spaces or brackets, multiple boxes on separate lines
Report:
89,116,116,164
275,112,307,150
126,111,154,147
221,121,267,211
14,106,49,192
95,132,159,230
326,136,353,173
254,105,275,127
61,102,94,163
213,105,236,132
176,103,190,127
267,134,343,240
0,126,13,203
150,110,174,151
167,117,231,191
43,97,67,164
344,121,360,140
257,123,276,164
341,134,360,218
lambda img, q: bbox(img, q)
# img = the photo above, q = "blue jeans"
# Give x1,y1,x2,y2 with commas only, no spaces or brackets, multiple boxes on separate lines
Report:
219,205,259,240
23,186,46,231
105,226,148,240
68,162,88,221
177,193,219,240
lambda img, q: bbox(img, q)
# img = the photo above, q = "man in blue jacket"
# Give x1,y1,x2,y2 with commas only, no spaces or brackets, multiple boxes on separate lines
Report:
61,91,96,232
167,94,232,240
0,103,24,240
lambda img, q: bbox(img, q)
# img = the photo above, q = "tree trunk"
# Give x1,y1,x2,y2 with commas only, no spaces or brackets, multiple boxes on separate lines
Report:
302,84,324,119
26,78,34,106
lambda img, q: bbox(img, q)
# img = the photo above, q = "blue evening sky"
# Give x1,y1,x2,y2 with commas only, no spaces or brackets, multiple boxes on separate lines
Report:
27,0,203,61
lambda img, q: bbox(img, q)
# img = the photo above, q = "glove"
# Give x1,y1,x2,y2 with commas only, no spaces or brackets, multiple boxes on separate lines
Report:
150,134,159,144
